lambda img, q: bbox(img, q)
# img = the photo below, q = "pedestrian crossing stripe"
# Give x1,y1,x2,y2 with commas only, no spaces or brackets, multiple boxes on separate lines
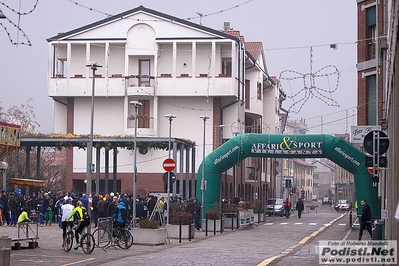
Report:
264,222,318,226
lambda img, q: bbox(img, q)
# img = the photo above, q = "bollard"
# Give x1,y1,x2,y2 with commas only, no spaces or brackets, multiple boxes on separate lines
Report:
188,216,192,242
0,236,11,266
220,215,223,233
231,215,234,231
205,212,208,237
179,215,182,243
213,211,216,235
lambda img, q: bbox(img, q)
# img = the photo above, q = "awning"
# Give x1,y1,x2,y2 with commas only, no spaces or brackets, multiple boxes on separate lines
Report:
9,178,46,187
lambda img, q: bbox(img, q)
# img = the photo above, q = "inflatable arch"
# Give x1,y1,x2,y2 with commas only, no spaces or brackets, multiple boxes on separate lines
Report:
196,133,378,217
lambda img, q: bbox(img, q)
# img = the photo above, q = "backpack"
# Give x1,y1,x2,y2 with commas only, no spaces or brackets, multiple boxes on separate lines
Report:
82,207,90,221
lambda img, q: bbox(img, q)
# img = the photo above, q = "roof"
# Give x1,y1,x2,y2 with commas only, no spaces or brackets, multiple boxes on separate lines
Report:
311,160,336,171
293,159,315,168
47,5,240,42
245,42,262,60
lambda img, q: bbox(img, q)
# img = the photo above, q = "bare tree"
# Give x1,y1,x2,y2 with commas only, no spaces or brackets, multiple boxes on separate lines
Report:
1,99,66,193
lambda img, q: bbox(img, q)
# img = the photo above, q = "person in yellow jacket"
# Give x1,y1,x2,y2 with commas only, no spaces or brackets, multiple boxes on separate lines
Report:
18,207,30,223
66,201,90,249
237,198,246,210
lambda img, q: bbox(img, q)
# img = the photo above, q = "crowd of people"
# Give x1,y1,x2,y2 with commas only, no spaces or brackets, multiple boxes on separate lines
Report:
0,189,203,231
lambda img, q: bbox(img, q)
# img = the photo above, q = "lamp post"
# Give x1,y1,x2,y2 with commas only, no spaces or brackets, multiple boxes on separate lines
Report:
164,114,176,225
130,101,142,226
85,62,102,228
200,115,210,222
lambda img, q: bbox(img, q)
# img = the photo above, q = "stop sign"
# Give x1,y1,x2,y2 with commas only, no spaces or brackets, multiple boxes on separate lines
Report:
163,158,176,172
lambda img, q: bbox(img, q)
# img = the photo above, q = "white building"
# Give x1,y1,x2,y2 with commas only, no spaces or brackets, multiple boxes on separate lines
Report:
46,6,282,200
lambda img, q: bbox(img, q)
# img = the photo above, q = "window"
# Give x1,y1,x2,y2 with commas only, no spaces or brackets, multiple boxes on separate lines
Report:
366,75,377,125
245,80,250,109
366,6,376,60
221,57,232,77
56,58,67,77
139,59,150,86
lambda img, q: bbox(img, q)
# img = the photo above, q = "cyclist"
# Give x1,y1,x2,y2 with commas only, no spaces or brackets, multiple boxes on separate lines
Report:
112,200,128,230
61,197,74,244
66,200,90,250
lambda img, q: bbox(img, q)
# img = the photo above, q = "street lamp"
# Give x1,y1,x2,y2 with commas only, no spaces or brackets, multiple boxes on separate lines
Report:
85,62,102,228
164,114,176,225
130,100,142,226
200,115,210,222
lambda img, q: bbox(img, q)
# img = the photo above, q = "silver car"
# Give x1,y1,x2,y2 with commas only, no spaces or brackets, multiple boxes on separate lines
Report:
266,198,284,216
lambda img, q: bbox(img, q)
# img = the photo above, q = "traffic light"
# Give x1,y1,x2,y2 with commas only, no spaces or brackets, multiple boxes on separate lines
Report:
285,179,292,188
366,156,388,167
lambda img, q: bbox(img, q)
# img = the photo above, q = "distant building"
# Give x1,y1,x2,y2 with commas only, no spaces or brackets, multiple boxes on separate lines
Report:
311,159,335,199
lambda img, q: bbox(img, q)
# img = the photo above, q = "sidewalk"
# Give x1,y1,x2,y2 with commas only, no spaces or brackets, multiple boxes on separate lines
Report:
0,221,215,266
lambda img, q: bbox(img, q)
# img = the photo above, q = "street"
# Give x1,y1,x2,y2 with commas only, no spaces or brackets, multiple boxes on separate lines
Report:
0,203,363,266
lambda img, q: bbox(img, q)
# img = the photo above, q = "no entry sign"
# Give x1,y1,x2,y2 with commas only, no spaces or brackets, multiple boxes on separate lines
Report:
163,158,176,172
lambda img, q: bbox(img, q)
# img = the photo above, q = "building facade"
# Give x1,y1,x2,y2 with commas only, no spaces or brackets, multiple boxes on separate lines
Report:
46,6,282,201
357,0,399,242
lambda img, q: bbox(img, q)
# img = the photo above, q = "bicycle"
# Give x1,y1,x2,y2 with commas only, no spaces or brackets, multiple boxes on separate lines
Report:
93,217,133,250
63,222,74,252
63,222,95,254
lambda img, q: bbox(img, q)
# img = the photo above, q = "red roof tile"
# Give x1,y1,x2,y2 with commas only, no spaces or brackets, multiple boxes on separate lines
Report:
245,42,262,59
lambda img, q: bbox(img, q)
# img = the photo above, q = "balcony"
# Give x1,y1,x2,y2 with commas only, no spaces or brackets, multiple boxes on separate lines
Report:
48,75,125,97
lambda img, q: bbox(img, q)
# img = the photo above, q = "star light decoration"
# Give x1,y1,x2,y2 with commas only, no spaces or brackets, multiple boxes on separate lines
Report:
278,47,340,114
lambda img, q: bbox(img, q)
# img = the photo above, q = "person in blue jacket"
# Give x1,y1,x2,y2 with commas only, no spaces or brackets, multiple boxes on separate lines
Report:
112,200,128,229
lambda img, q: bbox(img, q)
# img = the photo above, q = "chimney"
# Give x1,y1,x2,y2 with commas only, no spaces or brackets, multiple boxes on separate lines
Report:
223,22,231,31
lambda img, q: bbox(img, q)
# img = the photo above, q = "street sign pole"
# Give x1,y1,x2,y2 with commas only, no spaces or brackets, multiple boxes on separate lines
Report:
163,157,176,224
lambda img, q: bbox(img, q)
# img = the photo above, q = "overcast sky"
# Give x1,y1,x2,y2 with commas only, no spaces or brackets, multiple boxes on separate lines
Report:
0,0,357,134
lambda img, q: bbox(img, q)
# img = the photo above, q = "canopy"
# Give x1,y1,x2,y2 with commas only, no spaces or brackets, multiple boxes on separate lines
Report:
9,178,46,187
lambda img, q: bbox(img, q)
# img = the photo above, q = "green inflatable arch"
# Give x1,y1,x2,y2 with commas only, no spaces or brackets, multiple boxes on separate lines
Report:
196,133,378,217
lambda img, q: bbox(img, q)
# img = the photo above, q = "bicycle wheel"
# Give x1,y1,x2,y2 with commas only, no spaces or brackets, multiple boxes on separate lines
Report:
92,228,111,248
116,228,134,250
63,230,74,252
80,233,95,254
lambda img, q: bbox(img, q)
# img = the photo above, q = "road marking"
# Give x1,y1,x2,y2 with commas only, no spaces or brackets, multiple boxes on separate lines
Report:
61,258,96,266
308,223,317,225
257,212,347,266
338,223,346,226
280,222,288,225
294,223,303,225
264,223,273,225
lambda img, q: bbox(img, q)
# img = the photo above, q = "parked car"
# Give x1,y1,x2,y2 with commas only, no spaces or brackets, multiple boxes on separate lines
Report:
312,195,318,201
266,198,284,216
322,197,331,205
